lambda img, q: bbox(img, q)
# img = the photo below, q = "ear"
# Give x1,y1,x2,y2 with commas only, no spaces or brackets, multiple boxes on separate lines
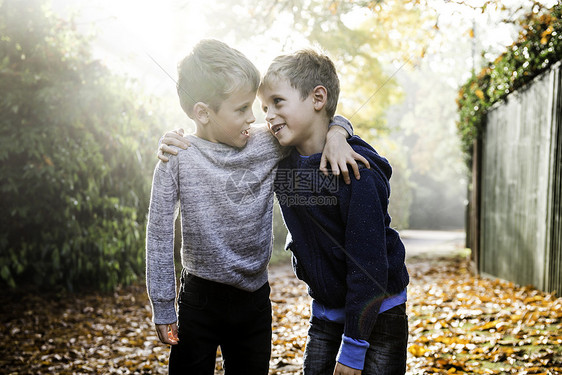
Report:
193,102,210,124
311,85,328,111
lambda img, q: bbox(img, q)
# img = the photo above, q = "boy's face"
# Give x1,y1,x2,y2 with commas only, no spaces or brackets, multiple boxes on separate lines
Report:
207,87,256,148
258,78,315,148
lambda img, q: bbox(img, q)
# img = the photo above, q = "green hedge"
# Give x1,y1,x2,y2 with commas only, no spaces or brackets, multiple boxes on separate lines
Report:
0,0,164,291
457,4,562,162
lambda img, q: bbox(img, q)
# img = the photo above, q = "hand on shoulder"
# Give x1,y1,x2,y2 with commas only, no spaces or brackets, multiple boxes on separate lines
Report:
158,128,191,162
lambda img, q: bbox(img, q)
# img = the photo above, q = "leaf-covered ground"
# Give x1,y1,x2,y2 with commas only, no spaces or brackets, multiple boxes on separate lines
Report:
1,255,561,374
406,257,562,374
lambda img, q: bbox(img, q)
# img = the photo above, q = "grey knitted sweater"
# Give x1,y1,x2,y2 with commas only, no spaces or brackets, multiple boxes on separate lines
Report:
146,124,287,324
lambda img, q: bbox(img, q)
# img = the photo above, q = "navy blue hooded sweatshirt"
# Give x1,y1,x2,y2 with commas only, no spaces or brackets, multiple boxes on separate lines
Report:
274,135,409,341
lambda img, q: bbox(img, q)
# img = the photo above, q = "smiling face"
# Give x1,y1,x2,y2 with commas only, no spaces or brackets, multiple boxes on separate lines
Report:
203,87,257,148
258,78,317,148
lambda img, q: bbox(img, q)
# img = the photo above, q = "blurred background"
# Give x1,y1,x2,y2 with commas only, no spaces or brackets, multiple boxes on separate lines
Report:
0,0,557,291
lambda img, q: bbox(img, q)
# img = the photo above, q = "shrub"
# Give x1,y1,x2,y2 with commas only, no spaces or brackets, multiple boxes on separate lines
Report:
0,0,164,291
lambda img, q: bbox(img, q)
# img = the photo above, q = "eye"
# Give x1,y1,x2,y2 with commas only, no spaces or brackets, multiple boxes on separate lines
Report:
273,98,282,105
238,105,248,113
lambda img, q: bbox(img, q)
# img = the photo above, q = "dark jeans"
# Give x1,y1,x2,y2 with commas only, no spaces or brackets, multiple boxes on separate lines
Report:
169,272,272,375
303,304,408,375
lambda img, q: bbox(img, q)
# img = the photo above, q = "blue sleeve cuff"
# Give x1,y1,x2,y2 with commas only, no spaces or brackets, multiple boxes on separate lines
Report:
329,115,354,137
336,334,370,370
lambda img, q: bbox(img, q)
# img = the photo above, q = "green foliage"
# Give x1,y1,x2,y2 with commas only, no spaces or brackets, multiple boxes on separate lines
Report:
457,3,562,162
0,0,164,291
205,0,430,133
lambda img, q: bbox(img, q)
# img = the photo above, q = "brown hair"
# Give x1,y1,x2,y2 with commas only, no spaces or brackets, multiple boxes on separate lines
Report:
259,49,340,119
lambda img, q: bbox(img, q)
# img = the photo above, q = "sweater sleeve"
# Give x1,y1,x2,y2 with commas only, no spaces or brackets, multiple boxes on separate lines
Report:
337,335,370,370
340,170,389,340
330,115,354,137
146,159,180,325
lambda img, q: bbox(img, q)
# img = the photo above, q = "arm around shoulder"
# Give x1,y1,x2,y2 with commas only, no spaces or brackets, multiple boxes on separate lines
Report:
321,118,370,184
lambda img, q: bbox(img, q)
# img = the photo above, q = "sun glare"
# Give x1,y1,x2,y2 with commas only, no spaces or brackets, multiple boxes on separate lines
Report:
52,0,217,93
49,0,558,100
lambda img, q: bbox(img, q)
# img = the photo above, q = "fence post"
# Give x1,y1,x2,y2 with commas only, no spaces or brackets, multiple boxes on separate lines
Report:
545,64,562,293
469,135,482,273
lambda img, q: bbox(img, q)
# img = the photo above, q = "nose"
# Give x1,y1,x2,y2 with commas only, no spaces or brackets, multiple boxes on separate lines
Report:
265,107,275,124
247,108,256,124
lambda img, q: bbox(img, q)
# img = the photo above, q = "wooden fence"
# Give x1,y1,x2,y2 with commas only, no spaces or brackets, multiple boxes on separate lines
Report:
471,61,562,293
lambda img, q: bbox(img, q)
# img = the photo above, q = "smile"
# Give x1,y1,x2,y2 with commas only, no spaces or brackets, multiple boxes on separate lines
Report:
241,129,250,136
270,124,285,135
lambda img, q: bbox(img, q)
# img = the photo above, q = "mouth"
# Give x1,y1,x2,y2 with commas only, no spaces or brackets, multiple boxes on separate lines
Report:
270,123,286,135
241,128,250,137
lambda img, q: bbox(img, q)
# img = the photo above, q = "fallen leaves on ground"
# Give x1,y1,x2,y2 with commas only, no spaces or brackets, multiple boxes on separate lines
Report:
0,284,167,374
406,257,562,374
0,255,560,374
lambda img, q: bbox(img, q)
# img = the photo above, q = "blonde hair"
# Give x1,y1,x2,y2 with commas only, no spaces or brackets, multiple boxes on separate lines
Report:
177,39,260,116
260,49,340,119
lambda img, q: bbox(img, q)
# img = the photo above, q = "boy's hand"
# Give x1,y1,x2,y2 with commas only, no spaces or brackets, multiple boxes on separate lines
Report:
155,322,179,345
321,127,370,185
158,128,191,162
333,362,361,375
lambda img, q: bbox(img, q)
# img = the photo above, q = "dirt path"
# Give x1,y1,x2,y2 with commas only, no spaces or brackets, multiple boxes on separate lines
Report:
1,254,560,374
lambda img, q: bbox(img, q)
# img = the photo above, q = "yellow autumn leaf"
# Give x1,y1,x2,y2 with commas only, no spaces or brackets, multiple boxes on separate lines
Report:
475,89,485,100
494,54,505,65
43,155,54,166
524,295,543,304
472,320,500,331
541,26,554,38
408,344,428,357
503,347,515,356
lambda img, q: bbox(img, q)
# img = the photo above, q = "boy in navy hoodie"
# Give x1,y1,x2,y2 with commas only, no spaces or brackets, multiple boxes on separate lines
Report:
258,49,409,375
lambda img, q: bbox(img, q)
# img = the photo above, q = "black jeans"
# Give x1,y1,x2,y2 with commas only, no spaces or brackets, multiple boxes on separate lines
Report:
169,272,272,375
303,303,408,375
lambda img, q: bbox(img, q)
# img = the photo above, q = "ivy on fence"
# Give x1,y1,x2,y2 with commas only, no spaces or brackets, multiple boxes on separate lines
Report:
457,3,562,162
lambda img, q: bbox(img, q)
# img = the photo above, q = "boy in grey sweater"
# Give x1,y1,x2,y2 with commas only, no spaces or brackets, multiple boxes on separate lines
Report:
146,39,366,374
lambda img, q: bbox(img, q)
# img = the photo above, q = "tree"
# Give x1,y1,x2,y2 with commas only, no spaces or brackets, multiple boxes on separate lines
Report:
197,0,436,227
202,0,431,132
0,0,165,290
